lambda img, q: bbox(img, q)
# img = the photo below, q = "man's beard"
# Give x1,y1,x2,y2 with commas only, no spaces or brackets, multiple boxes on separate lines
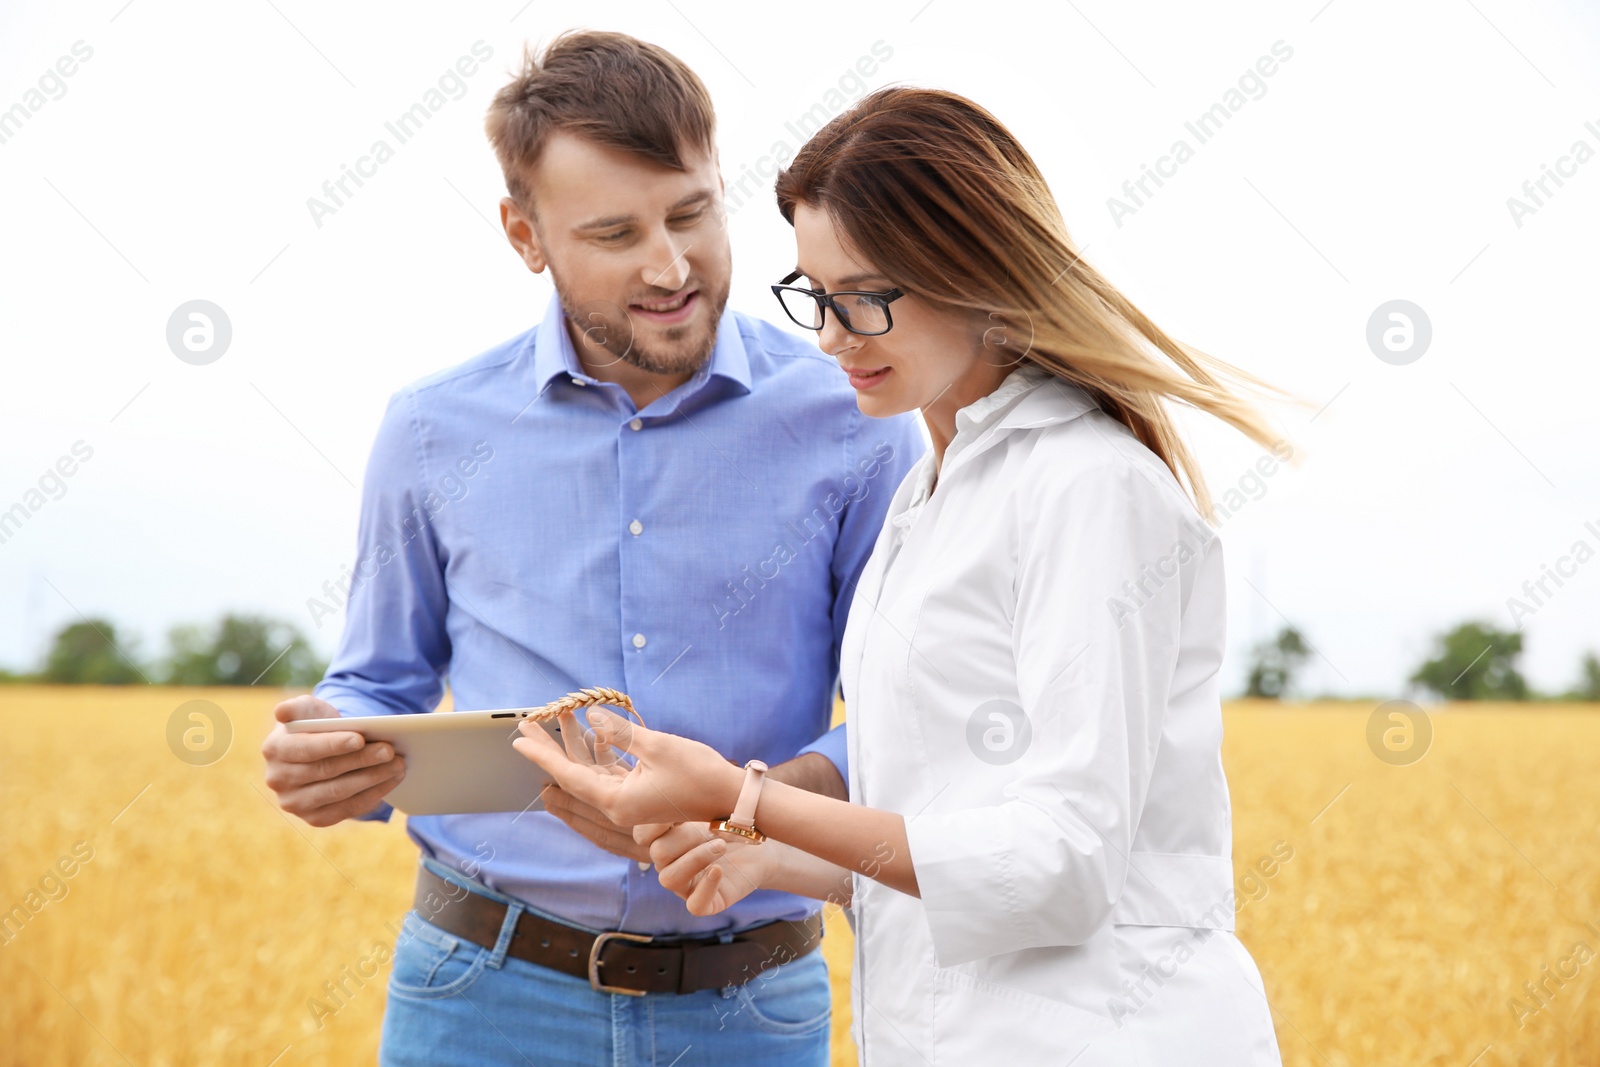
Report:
557,277,731,377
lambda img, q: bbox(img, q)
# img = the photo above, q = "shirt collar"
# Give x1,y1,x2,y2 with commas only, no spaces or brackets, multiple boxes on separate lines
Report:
529,289,752,401
953,360,1053,436
895,362,1053,526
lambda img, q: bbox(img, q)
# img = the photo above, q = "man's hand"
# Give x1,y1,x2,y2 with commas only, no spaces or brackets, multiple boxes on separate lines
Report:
538,709,668,863
766,751,847,801
541,786,668,863
513,708,741,827
261,695,406,827
532,719,842,869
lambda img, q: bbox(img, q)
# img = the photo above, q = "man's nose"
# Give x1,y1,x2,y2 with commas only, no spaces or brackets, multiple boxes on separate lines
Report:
642,233,691,292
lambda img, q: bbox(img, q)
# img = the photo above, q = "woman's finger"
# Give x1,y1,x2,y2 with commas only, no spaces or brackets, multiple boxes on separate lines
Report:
646,821,715,869
556,709,596,766
656,835,727,896
513,727,611,807
592,735,630,776
686,864,726,915
632,821,675,850
585,707,650,757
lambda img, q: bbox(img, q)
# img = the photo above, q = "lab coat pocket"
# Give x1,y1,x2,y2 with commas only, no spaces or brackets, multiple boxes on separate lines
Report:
931,965,1135,1066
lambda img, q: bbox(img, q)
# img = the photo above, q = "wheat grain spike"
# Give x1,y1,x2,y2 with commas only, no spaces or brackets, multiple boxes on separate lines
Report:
523,686,645,727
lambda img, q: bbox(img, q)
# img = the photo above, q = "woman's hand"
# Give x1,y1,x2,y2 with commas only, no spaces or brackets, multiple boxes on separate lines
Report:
534,708,659,862
636,821,780,916
512,707,742,828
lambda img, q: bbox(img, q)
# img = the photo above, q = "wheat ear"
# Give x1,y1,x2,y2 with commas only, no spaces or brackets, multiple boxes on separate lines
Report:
522,687,644,728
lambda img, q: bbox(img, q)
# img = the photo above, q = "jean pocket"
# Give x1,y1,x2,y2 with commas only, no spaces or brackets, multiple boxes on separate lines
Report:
727,950,832,1036
386,911,490,1001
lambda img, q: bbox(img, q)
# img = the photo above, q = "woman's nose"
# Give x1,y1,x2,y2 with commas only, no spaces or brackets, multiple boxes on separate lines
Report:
817,313,860,359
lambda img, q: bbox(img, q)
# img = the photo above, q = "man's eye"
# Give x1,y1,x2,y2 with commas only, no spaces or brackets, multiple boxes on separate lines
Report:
596,231,629,244
670,211,705,226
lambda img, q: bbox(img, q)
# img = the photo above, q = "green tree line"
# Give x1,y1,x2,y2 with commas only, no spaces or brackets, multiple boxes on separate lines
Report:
1243,620,1600,702
5,613,1596,701
1,614,327,687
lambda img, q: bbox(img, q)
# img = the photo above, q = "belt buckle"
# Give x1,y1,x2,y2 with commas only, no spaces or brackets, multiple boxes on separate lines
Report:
587,930,654,995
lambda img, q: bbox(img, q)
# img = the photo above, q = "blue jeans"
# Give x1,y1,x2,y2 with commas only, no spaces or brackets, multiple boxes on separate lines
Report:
380,859,832,1066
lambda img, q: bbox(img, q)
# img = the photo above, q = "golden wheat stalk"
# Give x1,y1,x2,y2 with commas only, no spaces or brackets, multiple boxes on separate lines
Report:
521,686,645,728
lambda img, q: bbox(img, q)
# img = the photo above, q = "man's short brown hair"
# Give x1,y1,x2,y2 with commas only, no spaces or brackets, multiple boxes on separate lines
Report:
484,30,717,211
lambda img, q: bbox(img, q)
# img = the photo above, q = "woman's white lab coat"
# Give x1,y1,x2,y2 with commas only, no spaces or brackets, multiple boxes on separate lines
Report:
840,363,1282,1065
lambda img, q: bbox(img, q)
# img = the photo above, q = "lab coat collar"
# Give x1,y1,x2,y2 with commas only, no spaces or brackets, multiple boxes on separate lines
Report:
962,362,1099,446
996,366,1099,429
899,361,1098,523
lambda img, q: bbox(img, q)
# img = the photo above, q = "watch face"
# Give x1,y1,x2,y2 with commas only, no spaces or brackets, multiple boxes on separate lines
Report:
748,759,768,773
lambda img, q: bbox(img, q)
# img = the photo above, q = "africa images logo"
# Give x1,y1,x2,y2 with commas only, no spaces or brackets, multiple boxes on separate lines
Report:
304,42,494,229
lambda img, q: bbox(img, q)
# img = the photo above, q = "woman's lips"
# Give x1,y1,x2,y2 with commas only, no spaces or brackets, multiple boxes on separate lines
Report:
845,366,891,391
629,290,698,324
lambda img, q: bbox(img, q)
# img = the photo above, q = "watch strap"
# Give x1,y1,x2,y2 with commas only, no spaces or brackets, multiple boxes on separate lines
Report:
728,759,767,829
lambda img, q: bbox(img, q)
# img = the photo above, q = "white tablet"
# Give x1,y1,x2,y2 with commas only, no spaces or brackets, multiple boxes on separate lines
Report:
285,708,576,816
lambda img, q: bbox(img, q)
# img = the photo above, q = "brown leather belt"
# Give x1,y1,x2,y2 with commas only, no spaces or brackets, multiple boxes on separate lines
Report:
413,865,823,995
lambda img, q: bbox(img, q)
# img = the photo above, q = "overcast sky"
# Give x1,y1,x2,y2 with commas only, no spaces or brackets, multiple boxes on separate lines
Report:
2,0,1596,699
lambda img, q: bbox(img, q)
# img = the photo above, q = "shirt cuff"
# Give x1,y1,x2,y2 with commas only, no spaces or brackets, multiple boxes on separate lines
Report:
795,722,848,785
311,684,412,720
358,801,395,824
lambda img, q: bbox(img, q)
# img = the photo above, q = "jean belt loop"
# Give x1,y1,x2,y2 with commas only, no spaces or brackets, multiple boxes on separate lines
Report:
487,899,524,970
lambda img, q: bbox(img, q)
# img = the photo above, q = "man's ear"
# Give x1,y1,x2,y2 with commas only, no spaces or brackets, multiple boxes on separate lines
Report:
500,196,548,274
712,155,729,229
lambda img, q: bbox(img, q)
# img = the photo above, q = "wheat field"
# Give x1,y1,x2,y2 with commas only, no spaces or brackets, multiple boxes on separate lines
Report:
2,687,1596,1066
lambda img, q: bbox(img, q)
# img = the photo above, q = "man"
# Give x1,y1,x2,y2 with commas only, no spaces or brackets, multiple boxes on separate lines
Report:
259,29,923,1067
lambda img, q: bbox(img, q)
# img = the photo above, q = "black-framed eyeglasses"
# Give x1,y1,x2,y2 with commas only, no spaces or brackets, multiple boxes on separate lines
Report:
771,270,905,336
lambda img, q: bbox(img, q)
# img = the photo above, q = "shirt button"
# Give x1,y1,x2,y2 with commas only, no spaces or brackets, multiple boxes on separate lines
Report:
632,633,647,649
629,519,643,536
629,418,643,431
571,377,587,387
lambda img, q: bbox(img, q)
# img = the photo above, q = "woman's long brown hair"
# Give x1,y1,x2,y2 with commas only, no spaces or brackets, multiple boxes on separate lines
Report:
774,86,1293,520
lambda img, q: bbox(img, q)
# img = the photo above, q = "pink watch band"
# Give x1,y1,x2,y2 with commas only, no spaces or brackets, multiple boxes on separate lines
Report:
710,759,770,842
727,759,768,830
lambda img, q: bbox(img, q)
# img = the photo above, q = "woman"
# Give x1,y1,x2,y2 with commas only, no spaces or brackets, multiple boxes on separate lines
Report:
515,86,1286,1065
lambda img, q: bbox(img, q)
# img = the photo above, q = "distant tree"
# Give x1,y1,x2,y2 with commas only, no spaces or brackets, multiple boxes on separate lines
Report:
1244,625,1312,699
1563,651,1600,702
1410,621,1528,701
162,613,327,687
40,619,146,684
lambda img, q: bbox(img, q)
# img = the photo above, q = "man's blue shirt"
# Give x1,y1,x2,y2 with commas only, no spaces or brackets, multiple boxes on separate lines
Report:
314,291,924,935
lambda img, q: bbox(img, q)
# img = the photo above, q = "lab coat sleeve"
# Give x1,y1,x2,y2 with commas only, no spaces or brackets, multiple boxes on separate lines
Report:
905,447,1211,965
